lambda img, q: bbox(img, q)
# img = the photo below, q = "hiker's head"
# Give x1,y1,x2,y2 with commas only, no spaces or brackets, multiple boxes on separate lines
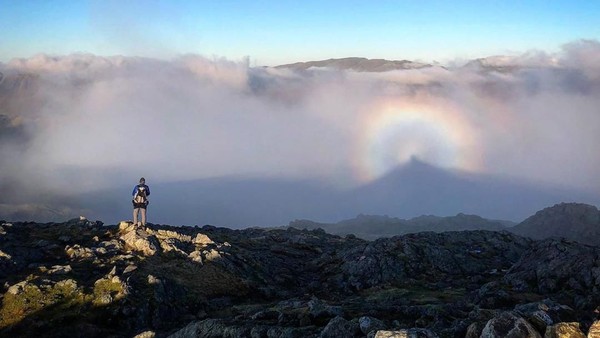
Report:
139,177,145,184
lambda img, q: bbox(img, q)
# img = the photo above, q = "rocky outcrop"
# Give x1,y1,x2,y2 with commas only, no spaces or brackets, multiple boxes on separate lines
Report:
333,230,530,291
501,239,600,309
511,203,600,246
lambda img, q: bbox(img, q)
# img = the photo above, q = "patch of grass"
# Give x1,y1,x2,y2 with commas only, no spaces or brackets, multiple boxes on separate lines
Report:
0,282,88,328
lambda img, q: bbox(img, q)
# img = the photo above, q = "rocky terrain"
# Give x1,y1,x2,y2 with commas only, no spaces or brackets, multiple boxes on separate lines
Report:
1,204,600,337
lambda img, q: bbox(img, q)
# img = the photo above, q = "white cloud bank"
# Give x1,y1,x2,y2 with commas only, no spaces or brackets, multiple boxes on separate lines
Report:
0,40,599,221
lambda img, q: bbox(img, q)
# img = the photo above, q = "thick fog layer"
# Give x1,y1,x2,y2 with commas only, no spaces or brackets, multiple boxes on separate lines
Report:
1,40,599,224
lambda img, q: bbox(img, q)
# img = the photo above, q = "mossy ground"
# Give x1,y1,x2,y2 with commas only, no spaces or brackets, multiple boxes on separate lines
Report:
0,281,88,328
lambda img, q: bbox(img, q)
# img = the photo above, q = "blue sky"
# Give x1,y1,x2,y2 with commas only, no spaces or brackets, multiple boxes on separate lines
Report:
1,0,599,66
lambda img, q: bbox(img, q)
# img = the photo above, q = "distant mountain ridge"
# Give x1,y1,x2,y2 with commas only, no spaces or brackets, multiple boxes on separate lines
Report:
276,57,433,72
291,202,600,246
290,213,513,240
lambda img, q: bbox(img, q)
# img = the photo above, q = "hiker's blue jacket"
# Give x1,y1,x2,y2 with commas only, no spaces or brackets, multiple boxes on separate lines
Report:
132,184,151,196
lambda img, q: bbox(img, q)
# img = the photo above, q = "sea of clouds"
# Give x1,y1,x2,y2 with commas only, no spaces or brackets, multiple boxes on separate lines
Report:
1,40,599,222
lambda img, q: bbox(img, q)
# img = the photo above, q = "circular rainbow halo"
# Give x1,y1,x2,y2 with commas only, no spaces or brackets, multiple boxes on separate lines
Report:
357,99,483,182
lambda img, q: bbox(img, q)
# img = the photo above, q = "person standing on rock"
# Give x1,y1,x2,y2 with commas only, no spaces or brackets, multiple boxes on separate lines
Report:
132,177,150,227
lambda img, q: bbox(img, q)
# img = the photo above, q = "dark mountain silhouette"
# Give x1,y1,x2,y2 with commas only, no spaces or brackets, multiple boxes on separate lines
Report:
510,202,600,245
76,159,600,228
346,158,599,223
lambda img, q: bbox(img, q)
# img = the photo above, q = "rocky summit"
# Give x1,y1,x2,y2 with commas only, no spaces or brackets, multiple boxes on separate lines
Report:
0,214,599,337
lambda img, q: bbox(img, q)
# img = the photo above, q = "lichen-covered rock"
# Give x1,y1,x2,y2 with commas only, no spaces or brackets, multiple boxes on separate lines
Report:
193,233,214,246
133,331,156,338
480,311,541,338
188,250,203,263
154,229,192,243
120,228,161,256
65,244,95,259
588,320,600,338
544,322,585,338
48,264,72,275
93,275,127,305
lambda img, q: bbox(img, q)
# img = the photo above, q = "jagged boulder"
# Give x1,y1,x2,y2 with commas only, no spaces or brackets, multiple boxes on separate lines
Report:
120,228,161,256
65,244,96,259
514,300,578,334
320,316,360,337
465,321,487,338
480,311,541,338
193,233,214,246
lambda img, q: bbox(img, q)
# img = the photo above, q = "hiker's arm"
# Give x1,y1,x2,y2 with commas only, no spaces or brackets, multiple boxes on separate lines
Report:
132,186,137,196
146,186,150,196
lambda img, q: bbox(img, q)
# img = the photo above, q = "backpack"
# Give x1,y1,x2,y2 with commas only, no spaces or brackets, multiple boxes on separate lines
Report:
133,185,148,204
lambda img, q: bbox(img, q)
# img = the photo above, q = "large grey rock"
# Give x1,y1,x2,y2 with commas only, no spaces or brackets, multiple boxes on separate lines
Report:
514,301,555,333
360,316,386,334
480,311,541,338
465,321,487,338
320,316,359,338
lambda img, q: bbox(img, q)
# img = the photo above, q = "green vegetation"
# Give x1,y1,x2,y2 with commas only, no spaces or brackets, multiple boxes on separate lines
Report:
92,278,125,306
0,281,87,328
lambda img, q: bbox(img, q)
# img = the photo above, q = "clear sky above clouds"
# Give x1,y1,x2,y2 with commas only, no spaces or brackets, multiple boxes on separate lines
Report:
1,0,599,65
